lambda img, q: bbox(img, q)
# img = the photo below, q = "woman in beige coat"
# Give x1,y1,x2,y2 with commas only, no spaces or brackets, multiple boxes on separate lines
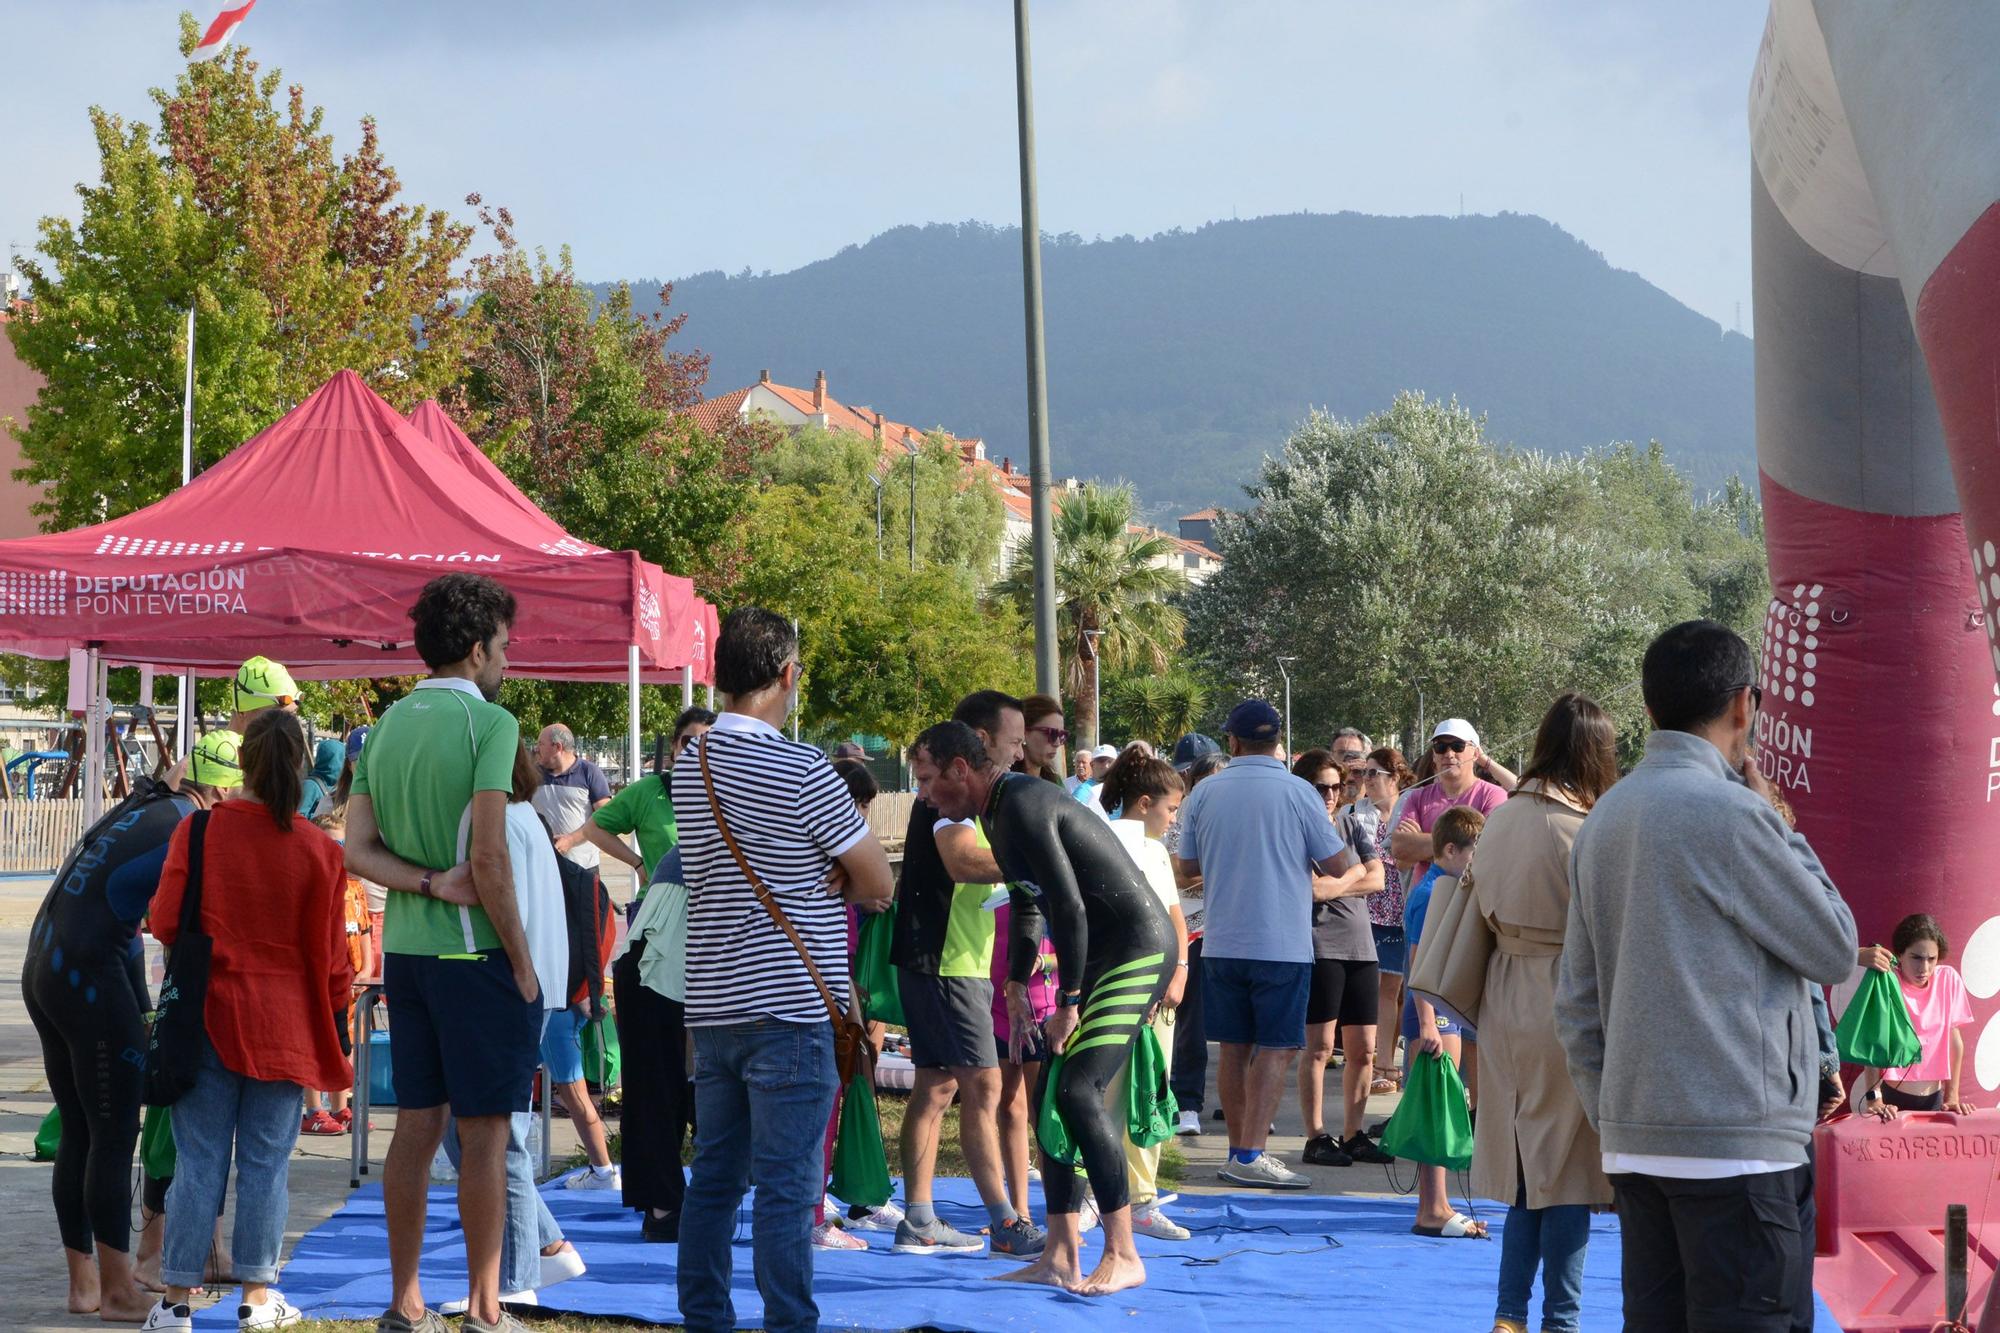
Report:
1465,693,1618,1333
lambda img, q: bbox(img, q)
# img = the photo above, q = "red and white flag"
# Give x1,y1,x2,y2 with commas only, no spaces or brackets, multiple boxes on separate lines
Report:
190,1,257,61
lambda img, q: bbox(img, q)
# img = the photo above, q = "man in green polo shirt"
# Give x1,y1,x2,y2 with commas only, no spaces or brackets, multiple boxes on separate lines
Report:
575,706,716,891
343,573,539,1333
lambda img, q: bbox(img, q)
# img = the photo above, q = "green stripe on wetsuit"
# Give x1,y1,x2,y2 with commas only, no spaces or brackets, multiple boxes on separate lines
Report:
1068,951,1167,1055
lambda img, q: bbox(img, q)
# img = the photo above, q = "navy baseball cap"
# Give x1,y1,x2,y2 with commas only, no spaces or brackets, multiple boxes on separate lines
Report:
1170,732,1221,771
1223,699,1283,741
344,725,370,762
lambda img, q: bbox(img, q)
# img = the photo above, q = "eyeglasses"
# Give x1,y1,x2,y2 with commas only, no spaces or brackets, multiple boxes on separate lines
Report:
1432,738,1468,754
1722,682,1763,711
1358,767,1390,780
1030,725,1070,744
1332,750,1365,763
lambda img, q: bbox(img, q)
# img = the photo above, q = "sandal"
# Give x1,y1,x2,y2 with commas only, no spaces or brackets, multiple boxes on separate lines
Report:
1412,1211,1489,1239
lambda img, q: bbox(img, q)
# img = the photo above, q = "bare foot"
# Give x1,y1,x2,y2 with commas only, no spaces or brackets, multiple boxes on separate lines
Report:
66,1250,101,1313
98,1282,156,1323
66,1288,100,1316
990,1251,1083,1288
1071,1250,1147,1297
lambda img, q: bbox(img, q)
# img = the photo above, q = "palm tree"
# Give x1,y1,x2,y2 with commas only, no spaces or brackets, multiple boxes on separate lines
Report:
995,483,1186,746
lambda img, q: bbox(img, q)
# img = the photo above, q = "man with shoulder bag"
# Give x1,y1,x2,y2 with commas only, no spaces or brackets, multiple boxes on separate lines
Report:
671,609,893,1333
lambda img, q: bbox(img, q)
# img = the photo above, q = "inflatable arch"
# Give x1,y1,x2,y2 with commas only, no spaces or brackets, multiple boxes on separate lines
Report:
1750,0,2000,1088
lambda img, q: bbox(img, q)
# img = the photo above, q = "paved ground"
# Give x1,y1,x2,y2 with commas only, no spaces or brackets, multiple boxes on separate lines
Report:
0,872,1415,1332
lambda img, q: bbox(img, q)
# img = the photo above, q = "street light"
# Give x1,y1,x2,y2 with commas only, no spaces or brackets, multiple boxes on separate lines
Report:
1276,655,1299,760
1082,628,1105,751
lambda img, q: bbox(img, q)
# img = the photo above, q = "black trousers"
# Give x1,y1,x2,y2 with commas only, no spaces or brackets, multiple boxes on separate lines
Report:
612,944,690,1215
1612,1167,1812,1333
1171,937,1207,1113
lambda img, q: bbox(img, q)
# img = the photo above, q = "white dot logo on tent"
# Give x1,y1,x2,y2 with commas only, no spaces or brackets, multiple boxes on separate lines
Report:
1961,914,2000,1090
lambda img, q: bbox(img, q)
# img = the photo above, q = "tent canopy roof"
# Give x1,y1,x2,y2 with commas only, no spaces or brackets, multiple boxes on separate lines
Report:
0,370,714,683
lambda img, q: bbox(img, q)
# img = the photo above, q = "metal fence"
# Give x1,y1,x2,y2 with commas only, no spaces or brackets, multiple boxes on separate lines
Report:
0,799,86,875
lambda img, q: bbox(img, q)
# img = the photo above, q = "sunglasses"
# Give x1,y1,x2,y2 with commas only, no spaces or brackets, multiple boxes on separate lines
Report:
1727,682,1764,711
1357,767,1390,780
1311,781,1341,798
1030,725,1070,744
1432,738,1468,754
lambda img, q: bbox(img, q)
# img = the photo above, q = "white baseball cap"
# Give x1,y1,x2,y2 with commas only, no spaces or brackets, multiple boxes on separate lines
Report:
1432,718,1480,746
1091,744,1119,761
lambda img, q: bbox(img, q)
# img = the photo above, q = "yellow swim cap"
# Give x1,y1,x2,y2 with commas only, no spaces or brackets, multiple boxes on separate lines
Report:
191,729,244,789
232,655,298,714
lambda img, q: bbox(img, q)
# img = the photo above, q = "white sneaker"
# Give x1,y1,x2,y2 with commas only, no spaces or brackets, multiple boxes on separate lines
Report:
237,1291,303,1329
1176,1110,1202,1137
1220,1152,1311,1190
1132,1205,1191,1241
843,1199,904,1232
539,1244,587,1287
563,1165,621,1191
440,1291,539,1315
811,1220,868,1251
1027,1166,1042,1182
1076,1194,1101,1233
141,1303,193,1332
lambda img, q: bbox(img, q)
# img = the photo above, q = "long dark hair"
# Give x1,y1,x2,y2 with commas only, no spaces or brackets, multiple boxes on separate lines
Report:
1518,692,1619,809
510,741,543,804
242,709,306,833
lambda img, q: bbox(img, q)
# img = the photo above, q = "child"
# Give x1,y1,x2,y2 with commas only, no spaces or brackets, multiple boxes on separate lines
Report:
303,804,373,1135
1105,755,1192,1241
814,760,897,1249
1856,913,1977,1117
1401,805,1486,1239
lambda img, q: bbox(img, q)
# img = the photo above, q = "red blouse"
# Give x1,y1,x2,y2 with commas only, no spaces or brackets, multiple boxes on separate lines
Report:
153,799,354,1091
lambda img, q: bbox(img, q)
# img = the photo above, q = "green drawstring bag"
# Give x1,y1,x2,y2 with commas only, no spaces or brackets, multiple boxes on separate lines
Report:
140,1104,176,1180
828,1070,893,1208
34,1107,60,1161
1836,964,1922,1069
1379,1050,1475,1171
581,1011,622,1088
1125,1026,1175,1149
1037,1053,1081,1167
854,907,903,1026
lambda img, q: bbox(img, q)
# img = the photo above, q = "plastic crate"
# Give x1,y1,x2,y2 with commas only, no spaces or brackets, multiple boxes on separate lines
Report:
365,1030,396,1107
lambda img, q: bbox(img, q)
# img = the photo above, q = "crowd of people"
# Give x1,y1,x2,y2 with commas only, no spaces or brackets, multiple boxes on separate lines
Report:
19,576,1983,1333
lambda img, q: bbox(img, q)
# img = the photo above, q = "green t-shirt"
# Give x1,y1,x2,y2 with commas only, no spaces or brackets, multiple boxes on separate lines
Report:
939,820,1000,977
353,678,521,956
592,773,678,879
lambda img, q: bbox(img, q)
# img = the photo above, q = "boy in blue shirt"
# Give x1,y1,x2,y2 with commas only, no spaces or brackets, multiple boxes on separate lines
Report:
1400,805,1485,1238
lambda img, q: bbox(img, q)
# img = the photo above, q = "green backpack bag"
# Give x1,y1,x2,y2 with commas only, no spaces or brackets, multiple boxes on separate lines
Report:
1835,964,1922,1069
1379,1050,1475,1171
829,1068,893,1208
1125,1026,1175,1149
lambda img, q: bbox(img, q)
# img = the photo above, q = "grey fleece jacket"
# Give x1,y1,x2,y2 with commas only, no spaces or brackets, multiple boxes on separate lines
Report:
1556,729,1857,1165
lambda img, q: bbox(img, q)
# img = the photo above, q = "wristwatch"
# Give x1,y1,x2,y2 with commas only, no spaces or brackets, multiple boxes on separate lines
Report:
1057,989,1083,1008
418,870,435,899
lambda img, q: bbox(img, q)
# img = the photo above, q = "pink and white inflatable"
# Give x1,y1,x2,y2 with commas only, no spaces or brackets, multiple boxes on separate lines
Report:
1750,0,2000,1091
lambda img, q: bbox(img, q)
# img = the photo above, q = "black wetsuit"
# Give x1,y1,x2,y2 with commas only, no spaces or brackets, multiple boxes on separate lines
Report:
21,780,192,1253
986,772,1174,1215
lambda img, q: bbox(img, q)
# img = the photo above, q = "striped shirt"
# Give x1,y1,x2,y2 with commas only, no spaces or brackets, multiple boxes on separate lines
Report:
671,712,869,1025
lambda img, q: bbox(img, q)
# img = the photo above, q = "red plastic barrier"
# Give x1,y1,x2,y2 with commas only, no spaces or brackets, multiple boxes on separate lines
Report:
1814,1110,2000,1330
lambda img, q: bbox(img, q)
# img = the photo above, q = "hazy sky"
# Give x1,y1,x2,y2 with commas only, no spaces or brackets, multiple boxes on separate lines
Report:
4,1,1766,329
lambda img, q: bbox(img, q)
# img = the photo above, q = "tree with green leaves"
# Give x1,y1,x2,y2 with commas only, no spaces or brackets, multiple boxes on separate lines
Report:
995,482,1186,748
5,18,475,532
1184,394,1769,760
1101,669,1208,747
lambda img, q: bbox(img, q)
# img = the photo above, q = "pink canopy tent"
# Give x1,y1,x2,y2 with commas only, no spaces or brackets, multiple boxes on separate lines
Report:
0,370,717,813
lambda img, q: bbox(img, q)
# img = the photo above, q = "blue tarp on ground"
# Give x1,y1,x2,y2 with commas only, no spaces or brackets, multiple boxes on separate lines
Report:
192,1175,1842,1329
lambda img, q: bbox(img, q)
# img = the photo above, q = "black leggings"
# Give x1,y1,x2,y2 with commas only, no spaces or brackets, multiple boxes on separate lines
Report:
1037,948,1172,1216
23,950,148,1254
612,944,691,1215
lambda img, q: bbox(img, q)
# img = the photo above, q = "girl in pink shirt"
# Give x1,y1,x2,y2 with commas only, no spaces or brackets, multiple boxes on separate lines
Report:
1859,913,1976,1116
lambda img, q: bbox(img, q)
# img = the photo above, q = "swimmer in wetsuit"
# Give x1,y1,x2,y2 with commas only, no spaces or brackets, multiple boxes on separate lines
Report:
912,720,1174,1296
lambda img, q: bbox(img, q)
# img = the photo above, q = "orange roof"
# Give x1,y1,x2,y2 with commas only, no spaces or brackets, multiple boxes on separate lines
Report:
686,385,752,435
1180,507,1219,521
1172,536,1221,562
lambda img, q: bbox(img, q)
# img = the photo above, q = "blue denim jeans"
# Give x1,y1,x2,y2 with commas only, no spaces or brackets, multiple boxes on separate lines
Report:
1496,1202,1591,1333
162,1039,303,1287
444,1112,563,1294
678,1020,836,1333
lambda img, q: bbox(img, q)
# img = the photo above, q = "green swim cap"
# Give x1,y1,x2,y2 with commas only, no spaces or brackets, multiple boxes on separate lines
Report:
191,729,244,789
232,655,297,713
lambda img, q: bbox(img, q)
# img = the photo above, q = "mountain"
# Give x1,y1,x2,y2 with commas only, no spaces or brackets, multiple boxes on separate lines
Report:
610,212,1754,518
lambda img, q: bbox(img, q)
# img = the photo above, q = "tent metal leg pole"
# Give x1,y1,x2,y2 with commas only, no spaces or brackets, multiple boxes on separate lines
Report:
681,663,692,710
177,670,194,759
626,645,642,789
83,648,104,825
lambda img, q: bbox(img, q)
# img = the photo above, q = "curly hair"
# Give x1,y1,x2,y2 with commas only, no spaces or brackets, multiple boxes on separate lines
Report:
410,574,517,671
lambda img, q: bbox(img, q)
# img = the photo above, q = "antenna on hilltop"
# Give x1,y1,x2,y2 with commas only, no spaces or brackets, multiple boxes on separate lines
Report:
1734,301,1743,335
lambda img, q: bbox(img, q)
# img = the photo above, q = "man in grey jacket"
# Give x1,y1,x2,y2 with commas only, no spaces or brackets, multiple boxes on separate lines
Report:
1557,619,1857,1332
